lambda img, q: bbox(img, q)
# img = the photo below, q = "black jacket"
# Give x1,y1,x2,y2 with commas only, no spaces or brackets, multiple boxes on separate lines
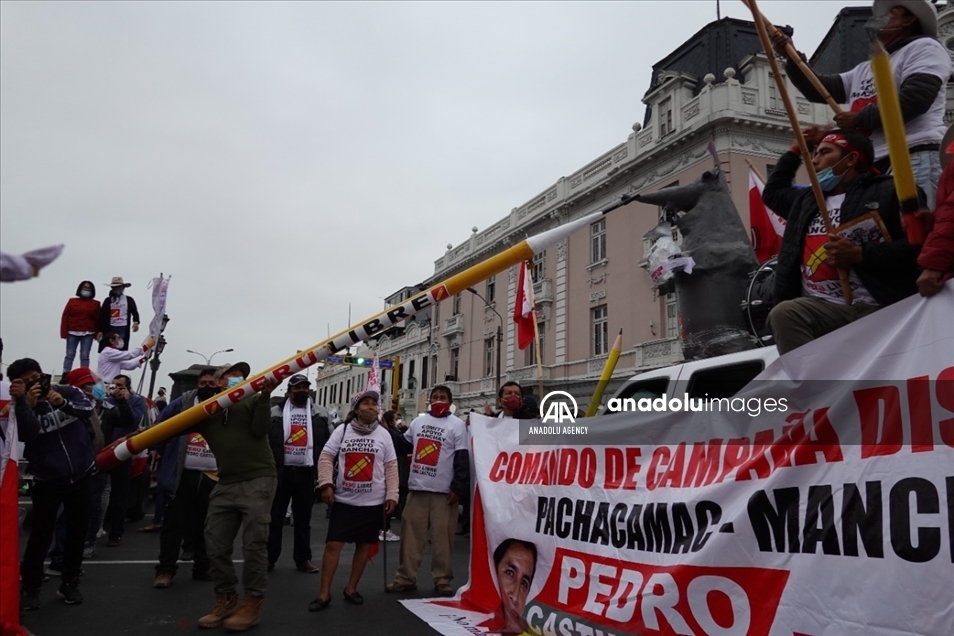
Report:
16,385,95,484
762,151,921,306
268,398,332,473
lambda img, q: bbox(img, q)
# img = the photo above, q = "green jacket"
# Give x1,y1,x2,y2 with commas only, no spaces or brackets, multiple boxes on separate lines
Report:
195,393,275,484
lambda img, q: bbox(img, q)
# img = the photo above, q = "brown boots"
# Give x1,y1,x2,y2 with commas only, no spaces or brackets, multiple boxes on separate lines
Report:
197,592,239,628
222,595,265,631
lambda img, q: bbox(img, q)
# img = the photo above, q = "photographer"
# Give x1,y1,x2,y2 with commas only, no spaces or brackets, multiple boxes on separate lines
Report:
99,374,146,547
8,357,94,610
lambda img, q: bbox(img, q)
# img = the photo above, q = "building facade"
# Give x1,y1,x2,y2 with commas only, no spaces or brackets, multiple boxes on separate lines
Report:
312,9,954,420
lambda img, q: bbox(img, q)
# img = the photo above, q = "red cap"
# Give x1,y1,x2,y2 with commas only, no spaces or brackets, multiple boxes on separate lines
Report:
65,367,96,388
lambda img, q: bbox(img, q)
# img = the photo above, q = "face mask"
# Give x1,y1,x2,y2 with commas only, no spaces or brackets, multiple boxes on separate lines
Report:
816,154,850,193
116,339,125,349
502,395,523,412
430,401,450,417
197,386,217,401
110,288,122,297
227,376,243,389
91,383,106,401
290,392,309,407
80,290,93,298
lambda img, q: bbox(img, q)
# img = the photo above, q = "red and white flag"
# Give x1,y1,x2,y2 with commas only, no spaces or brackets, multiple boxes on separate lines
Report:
749,168,786,263
1,381,27,635
513,261,535,350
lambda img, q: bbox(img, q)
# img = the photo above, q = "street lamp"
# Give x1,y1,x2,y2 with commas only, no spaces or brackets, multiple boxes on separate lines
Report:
467,287,502,392
147,314,171,400
186,348,234,366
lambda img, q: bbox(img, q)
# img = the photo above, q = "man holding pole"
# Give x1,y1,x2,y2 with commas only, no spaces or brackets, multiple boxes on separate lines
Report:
193,362,278,631
762,128,922,354
770,0,951,208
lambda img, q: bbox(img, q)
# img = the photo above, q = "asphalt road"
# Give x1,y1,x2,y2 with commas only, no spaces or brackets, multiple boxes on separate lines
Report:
19,504,470,636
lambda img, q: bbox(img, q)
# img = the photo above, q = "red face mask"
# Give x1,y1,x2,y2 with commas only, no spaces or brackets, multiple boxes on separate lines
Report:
430,401,450,417
501,395,522,412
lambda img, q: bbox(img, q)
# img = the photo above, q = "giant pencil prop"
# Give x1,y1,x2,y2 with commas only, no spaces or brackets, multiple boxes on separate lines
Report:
96,206,626,469
747,0,853,305
740,0,844,115
870,40,925,245
585,329,622,417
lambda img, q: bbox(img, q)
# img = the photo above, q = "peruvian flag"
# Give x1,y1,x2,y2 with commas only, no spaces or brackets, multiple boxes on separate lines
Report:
749,168,786,263
513,261,535,350
1,381,27,635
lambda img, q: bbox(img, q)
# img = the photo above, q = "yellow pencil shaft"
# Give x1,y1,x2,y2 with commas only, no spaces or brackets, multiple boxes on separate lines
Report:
585,348,622,418
870,48,918,202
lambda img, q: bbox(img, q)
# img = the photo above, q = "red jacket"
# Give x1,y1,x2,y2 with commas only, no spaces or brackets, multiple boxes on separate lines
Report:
919,161,954,274
60,297,102,338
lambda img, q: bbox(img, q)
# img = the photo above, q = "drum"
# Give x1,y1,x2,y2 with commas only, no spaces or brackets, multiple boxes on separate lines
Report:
741,256,777,347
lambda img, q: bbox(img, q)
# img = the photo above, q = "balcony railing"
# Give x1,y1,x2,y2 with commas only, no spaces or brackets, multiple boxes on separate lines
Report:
633,337,683,370
442,314,464,338
533,278,553,305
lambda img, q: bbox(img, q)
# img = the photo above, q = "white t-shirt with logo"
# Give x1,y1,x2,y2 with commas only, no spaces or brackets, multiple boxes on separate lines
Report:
283,405,313,467
184,397,218,472
840,38,952,160
323,424,395,506
404,413,468,494
800,193,877,305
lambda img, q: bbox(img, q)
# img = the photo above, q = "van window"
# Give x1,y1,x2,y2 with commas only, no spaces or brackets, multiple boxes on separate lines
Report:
686,361,765,399
603,377,670,415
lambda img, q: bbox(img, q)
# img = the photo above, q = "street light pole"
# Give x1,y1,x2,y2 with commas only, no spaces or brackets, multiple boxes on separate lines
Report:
186,348,234,366
467,287,503,391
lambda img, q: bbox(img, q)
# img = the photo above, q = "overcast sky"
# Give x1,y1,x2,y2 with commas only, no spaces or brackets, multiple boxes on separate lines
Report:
1,0,871,390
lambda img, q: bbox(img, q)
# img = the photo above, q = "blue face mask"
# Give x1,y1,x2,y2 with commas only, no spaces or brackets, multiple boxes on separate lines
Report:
91,383,106,401
816,154,851,193
227,376,243,388
80,290,93,298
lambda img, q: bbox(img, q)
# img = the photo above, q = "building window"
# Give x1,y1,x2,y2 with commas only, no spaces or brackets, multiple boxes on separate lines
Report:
484,338,495,377
449,348,460,381
525,320,545,367
593,305,608,356
659,97,673,137
666,296,678,339
486,275,496,303
531,251,546,283
408,359,416,390
346,378,352,399
591,218,607,263
421,355,429,389
431,354,438,386
433,301,440,326
453,293,461,316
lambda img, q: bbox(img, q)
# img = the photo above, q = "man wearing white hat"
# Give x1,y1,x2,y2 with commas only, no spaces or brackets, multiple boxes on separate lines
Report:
97,276,140,352
771,0,952,209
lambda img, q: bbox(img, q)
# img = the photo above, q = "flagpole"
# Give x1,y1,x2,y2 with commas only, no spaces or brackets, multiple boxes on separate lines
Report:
528,263,544,405
743,158,766,185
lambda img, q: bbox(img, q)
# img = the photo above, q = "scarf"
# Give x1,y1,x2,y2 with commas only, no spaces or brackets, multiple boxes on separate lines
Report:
350,418,378,436
283,397,314,466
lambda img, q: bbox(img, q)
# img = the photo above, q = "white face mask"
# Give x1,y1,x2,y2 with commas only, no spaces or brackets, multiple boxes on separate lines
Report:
116,339,125,349
227,376,243,388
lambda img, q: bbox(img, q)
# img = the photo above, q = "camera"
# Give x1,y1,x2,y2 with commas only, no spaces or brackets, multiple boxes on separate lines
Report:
38,374,51,398
106,384,117,396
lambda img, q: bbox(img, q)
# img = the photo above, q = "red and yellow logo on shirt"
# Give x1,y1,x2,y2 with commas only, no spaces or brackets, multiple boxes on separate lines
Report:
285,425,308,447
414,439,442,467
344,453,374,481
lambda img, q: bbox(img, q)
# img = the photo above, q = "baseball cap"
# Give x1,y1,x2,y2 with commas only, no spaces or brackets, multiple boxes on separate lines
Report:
288,374,310,387
214,361,251,379
351,389,380,410
65,367,96,388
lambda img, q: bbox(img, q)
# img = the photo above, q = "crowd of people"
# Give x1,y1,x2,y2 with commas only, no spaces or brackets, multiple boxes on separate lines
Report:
4,314,541,632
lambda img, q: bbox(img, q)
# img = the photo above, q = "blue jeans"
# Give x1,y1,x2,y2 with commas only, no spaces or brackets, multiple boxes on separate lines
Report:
910,149,941,211
63,333,95,373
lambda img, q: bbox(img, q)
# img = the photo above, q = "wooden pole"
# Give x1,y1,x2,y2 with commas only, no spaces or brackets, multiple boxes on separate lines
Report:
741,0,844,115
747,0,853,305
743,157,766,184
528,263,544,405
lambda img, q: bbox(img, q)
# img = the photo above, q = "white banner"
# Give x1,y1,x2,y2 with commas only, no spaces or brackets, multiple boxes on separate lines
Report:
146,274,170,351
405,284,954,636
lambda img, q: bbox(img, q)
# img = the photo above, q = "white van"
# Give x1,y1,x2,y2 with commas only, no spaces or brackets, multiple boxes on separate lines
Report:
600,346,779,415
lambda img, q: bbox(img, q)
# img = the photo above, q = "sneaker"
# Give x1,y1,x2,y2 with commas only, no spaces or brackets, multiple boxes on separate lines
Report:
57,580,83,605
106,537,122,548
180,550,194,562
96,527,106,539
83,545,96,559
378,531,385,542
21,588,40,611
46,563,63,577
385,530,400,542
